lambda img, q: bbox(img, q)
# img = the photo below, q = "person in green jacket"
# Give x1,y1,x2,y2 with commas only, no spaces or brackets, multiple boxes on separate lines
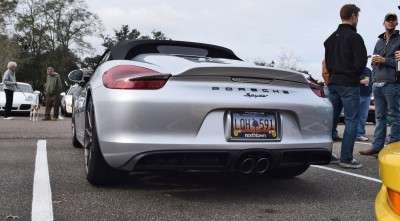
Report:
43,67,62,121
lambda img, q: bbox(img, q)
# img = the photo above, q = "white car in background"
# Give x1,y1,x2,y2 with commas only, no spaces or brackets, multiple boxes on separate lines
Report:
61,84,78,117
0,82,38,115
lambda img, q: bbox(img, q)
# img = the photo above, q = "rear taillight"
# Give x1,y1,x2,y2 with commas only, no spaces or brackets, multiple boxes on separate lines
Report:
388,188,400,215
102,65,171,89
310,83,326,97
307,75,326,97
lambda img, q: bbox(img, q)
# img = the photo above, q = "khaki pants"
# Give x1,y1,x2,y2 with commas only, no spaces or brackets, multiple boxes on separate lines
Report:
45,94,61,119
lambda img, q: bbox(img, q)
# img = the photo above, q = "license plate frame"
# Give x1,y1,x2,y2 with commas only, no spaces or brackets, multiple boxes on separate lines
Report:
228,111,280,141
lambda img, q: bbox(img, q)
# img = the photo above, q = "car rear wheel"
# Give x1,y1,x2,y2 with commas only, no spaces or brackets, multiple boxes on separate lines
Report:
85,97,127,185
72,116,82,148
271,164,310,178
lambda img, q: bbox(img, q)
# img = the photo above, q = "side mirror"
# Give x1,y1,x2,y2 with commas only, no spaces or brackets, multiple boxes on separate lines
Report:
68,70,84,82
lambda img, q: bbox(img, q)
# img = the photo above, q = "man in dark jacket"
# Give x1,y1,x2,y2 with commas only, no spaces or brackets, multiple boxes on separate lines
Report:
360,13,400,156
43,67,62,121
324,4,368,169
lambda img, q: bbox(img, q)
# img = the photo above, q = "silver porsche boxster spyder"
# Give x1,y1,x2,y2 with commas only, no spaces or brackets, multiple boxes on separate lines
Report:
68,39,332,185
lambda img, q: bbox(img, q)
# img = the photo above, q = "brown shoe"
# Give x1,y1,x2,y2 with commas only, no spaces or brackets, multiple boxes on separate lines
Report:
51,118,58,121
42,117,51,121
359,147,379,156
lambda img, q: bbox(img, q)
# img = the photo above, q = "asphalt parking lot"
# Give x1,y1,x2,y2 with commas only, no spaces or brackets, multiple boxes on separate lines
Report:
0,113,382,221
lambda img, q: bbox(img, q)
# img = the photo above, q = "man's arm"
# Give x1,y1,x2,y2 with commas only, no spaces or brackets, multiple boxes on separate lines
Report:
56,74,63,93
321,59,330,85
353,34,368,76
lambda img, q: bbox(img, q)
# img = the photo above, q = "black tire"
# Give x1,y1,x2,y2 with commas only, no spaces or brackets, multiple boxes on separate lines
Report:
85,98,127,185
72,117,82,148
272,164,310,178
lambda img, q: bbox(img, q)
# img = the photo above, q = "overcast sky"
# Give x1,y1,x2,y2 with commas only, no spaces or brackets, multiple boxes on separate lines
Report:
83,0,400,81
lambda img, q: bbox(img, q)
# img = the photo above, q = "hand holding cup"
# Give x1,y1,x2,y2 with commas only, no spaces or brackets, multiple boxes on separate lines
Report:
395,51,400,61
372,54,383,67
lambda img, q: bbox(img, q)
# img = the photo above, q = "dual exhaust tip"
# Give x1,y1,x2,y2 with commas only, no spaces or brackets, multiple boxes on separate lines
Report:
240,157,269,174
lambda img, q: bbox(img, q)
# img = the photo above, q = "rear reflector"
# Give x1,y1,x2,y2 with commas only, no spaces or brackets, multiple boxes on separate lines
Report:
388,188,400,215
102,65,171,89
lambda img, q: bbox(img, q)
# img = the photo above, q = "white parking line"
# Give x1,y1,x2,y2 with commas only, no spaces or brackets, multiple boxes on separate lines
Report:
311,165,382,183
32,140,53,221
355,142,371,145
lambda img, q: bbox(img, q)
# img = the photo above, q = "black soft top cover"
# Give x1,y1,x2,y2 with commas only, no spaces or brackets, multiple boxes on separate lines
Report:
108,39,242,61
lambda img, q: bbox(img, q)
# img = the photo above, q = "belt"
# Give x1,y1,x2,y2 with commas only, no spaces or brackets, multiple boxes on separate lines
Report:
374,82,388,87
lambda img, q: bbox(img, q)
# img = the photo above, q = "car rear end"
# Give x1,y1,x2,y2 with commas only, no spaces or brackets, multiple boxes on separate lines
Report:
90,59,332,175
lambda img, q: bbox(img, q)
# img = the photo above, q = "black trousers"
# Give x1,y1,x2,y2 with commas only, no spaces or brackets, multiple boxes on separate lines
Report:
4,89,14,118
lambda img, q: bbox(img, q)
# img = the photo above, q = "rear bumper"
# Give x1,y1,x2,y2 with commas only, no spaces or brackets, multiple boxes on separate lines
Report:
0,103,32,112
117,148,331,173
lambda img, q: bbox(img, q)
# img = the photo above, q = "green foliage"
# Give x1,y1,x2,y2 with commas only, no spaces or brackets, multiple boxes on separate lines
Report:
80,55,102,71
101,25,170,49
0,35,21,76
14,0,103,90
81,25,170,70
7,2,171,89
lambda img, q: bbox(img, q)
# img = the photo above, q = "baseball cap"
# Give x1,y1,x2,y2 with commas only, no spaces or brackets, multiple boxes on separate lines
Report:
385,13,397,21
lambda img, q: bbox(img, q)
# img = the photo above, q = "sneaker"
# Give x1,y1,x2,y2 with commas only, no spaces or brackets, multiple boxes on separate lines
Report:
339,159,363,169
3,117,14,120
333,136,343,142
356,136,369,141
330,154,340,164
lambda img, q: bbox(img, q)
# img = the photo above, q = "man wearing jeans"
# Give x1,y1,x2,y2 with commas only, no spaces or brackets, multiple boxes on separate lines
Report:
356,67,372,141
324,4,367,168
360,13,400,156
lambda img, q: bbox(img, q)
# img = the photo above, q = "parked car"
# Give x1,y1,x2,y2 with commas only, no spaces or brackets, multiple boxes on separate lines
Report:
375,141,400,220
68,39,333,185
0,82,38,115
61,84,78,117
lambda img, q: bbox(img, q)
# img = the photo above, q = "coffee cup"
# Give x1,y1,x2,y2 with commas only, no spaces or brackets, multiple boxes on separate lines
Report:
372,55,379,67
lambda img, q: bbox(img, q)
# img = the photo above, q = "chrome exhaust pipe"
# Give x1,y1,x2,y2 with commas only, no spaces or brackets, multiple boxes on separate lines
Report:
255,158,269,174
240,158,255,174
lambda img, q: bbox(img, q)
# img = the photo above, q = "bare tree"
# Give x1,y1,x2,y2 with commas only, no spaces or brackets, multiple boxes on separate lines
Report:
44,0,104,54
276,49,302,71
0,0,17,32
254,57,275,67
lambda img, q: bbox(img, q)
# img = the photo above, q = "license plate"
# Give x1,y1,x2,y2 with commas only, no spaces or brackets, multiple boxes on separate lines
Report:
230,111,278,140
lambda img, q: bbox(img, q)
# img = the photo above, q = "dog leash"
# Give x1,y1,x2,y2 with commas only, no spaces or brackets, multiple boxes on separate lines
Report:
15,83,28,98
16,83,37,104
